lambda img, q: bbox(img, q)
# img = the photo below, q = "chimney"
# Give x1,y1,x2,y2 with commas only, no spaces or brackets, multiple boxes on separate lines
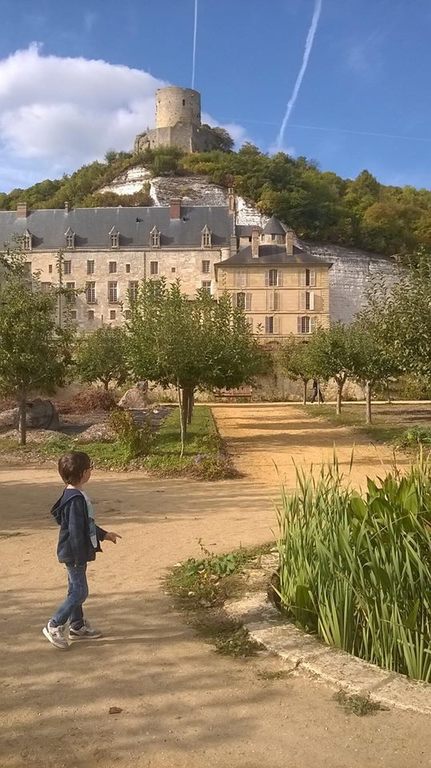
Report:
251,227,260,259
170,198,181,219
230,234,238,256
16,202,28,218
64,201,69,213
228,187,236,214
285,228,294,256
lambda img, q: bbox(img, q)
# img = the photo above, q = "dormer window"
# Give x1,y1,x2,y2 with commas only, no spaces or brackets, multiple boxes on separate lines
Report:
201,225,212,248
109,227,120,249
22,229,32,251
150,226,160,248
64,227,75,249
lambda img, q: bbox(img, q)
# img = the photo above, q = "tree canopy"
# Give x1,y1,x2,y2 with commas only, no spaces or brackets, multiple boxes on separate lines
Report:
76,325,128,390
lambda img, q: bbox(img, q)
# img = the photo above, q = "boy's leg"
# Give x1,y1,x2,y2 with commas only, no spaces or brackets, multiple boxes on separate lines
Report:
50,565,88,627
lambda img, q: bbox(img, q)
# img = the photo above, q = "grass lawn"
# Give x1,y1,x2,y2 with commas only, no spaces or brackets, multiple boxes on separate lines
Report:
302,402,431,445
0,405,237,479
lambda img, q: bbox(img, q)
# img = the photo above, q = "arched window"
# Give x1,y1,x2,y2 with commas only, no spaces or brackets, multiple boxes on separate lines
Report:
109,227,120,249
150,226,161,248
64,227,75,249
22,229,32,251
201,225,212,248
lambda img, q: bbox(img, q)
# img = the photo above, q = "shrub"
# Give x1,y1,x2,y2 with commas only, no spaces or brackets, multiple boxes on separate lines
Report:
109,408,152,460
188,455,240,480
394,426,431,449
275,459,431,682
57,388,118,414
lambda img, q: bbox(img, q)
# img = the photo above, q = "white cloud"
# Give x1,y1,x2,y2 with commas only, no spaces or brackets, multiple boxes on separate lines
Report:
0,44,247,192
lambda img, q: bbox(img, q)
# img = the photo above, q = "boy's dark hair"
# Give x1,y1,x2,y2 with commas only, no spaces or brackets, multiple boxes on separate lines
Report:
58,451,92,485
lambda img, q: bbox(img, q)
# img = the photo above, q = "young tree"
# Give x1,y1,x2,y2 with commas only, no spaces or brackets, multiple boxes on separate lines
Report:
307,324,355,415
0,274,72,445
76,326,128,390
126,280,267,452
279,337,314,404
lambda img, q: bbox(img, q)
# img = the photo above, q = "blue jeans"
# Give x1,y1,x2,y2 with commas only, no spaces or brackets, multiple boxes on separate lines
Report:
51,564,88,629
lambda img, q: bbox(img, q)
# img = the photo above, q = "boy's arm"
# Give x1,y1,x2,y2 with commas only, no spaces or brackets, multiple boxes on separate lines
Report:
96,525,107,542
68,497,90,565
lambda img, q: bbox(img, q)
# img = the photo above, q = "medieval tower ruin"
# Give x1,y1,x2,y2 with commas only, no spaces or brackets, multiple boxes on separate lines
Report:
134,85,220,154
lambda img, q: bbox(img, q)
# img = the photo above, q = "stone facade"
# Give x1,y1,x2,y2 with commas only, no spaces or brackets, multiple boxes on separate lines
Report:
134,86,221,154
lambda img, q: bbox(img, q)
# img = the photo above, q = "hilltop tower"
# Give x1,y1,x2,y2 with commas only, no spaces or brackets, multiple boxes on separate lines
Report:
134,85,219,154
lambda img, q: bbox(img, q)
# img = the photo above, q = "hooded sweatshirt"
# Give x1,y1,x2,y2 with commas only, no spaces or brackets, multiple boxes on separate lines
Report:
51,488,107,566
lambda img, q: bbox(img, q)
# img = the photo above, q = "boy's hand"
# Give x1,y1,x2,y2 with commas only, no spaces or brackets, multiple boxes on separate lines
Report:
105,531,122,544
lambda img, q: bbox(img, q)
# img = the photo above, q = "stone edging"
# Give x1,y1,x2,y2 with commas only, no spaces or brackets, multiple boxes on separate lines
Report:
225,592,431,715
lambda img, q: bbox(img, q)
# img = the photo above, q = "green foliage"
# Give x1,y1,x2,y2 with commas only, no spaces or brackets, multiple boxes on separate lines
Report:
109,408,153,460
0,262,73,444
276,459,431,682
334,691,384,717
394,426,431,450
126,279,267,446
307,324,356,414
279,337,315,403
3,143,431,255
76,326,128,390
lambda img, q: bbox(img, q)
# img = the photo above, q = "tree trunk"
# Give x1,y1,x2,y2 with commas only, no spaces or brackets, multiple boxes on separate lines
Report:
302,379,307,405
335,376,345,416
18,394,27,446
187,388,194,425
178,385,186,457
365,380,372,424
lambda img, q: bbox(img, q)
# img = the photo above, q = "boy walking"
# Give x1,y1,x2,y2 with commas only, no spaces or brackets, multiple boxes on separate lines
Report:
43,451,121,650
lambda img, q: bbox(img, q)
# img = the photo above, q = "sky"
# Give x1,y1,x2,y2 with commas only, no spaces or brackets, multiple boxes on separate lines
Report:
0,0,430,193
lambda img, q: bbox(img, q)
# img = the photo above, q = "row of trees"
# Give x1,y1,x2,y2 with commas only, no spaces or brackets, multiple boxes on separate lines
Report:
0,252,266,448
281,256,431,423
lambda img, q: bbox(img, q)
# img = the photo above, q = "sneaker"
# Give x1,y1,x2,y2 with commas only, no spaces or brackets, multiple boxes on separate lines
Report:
42,621,69,650
69,620,102,640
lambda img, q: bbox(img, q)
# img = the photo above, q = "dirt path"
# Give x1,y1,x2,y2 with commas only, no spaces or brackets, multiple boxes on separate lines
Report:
1,406,429,768
212,402,409,487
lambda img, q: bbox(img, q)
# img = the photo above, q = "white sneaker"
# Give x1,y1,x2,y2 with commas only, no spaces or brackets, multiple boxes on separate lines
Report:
69,620,103,640
42,621,69,650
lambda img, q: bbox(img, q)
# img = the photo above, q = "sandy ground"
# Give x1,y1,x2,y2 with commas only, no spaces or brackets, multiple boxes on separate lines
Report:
1,404,430,768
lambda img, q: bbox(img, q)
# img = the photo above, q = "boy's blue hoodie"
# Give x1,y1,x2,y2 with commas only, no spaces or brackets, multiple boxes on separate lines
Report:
51,488,107,566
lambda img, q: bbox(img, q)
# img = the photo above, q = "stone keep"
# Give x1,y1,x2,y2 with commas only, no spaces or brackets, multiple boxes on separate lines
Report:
134,86,221,154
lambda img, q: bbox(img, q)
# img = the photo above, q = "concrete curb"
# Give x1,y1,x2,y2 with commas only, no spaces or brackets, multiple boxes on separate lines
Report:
225,593,431,715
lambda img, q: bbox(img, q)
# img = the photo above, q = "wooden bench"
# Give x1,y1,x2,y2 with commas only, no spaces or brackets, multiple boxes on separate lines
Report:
213,387,253,401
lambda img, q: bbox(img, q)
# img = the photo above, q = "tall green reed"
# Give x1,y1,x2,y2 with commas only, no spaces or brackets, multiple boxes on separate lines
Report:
276,454,431,681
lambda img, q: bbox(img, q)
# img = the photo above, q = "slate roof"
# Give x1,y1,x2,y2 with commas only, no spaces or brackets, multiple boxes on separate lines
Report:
236,225,263,237
262,216,286,235
216,244,333,268
0,206,234,250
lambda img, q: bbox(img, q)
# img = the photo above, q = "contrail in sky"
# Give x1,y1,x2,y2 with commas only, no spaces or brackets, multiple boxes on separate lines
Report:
276,0,323,149
191,0,198,89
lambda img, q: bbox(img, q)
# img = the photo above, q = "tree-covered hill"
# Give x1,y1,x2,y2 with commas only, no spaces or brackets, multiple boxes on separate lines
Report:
1,144,431,256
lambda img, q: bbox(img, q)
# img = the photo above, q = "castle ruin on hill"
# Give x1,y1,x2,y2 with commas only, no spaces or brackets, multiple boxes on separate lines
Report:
134,86,221,154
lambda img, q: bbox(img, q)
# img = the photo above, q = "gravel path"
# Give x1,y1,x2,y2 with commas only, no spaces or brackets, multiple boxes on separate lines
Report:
0,404,428,768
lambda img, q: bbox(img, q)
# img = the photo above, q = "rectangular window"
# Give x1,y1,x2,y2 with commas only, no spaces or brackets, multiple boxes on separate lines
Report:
110,310,116,321
265,316,274,334
108,281,118,303
87,310,95,321
305,291,315,311
70,310,77,320
298,316,311,334
125,263,131,273
305,268,316,287
128,281,139,302
235,271,247,288
201,280,211,294
235,292,252,311
202,259,210,274
268,269,278,287
268,291,280,311
124,309,132,320
109,261,117,274
86,281,96,304
48,264,53,274
63,260,71,275
171,267,176,273
87,260,94,275
150,261,159,276
65,281,75,304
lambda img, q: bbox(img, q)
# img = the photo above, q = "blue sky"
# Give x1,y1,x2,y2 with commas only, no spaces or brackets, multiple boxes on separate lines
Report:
0,0,430,192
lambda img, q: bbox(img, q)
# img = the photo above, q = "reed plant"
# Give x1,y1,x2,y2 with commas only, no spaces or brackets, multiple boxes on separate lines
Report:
276,455,431,681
